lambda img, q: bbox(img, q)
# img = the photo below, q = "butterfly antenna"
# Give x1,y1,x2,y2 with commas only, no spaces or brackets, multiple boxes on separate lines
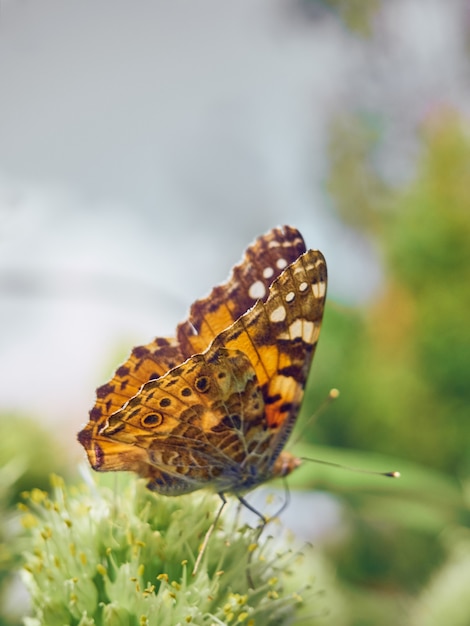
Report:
300,455,400,479
294,389,399,478
290,388,340,448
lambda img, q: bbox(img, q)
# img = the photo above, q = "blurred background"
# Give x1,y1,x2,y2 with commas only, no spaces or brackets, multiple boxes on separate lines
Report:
1,1,470,624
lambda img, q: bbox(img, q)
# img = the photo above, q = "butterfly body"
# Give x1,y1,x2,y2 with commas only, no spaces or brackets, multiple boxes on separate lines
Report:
78,226,327,500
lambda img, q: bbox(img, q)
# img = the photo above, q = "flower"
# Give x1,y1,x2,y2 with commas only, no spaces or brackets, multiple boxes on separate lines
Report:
20,471,324,625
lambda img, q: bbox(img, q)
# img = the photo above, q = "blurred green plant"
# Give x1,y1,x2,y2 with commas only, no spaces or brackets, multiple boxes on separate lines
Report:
0,414,70,508
19,472,335,626
323,109,470,473
304,107,470,624
0,459,25,626
0,415,71,626
409,494,470,626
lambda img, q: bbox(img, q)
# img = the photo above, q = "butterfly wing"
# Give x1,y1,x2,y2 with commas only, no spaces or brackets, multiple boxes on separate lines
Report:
77,337,185,471
98,347,265,494
212,248,327,477
176,225,307,355
78,226,308,472
90,248,326,493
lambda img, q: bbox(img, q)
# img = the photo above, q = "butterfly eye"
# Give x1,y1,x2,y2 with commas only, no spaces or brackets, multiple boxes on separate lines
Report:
141,413,163,428
195,376,210,393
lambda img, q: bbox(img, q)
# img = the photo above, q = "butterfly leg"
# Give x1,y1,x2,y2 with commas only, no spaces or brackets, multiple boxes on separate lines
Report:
273,477,291,519
236,495,268,588
237,495,267,524
230,498,244,536
192,493,227,576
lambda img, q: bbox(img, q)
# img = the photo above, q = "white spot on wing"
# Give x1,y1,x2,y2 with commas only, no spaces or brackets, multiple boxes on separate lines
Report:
278,319,318,342
277,258,288,269
263,267,274,279
188,321,198,335
312,281,326,299
289,319,304,339
299,281,308,292
285,291,295,303
248,280,266,300
270,305,286,322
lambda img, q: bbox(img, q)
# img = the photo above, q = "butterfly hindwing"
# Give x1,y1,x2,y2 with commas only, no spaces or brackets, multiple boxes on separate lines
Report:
100,347,267,494
77,336,185,471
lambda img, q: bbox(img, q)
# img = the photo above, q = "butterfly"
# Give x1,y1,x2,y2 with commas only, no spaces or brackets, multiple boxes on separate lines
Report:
78,225,327,573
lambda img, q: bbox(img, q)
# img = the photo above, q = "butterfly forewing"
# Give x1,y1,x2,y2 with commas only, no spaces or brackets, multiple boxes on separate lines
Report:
211,249,327,472
176,225,307,355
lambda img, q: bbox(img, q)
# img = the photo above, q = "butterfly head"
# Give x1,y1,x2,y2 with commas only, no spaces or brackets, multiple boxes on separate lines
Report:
271,451,302,478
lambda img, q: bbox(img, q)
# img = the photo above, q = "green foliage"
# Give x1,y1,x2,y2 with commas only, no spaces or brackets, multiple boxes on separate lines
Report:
409,516,470,626
385,115,470,473
316,108,470,624
322,110,470,473
326,112,390,228
0,415,71,626
0,462,23,626
0,415,71,508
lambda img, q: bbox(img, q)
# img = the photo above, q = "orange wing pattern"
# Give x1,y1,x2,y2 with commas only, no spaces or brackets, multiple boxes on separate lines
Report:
176,225,307,355
77,226,327,495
